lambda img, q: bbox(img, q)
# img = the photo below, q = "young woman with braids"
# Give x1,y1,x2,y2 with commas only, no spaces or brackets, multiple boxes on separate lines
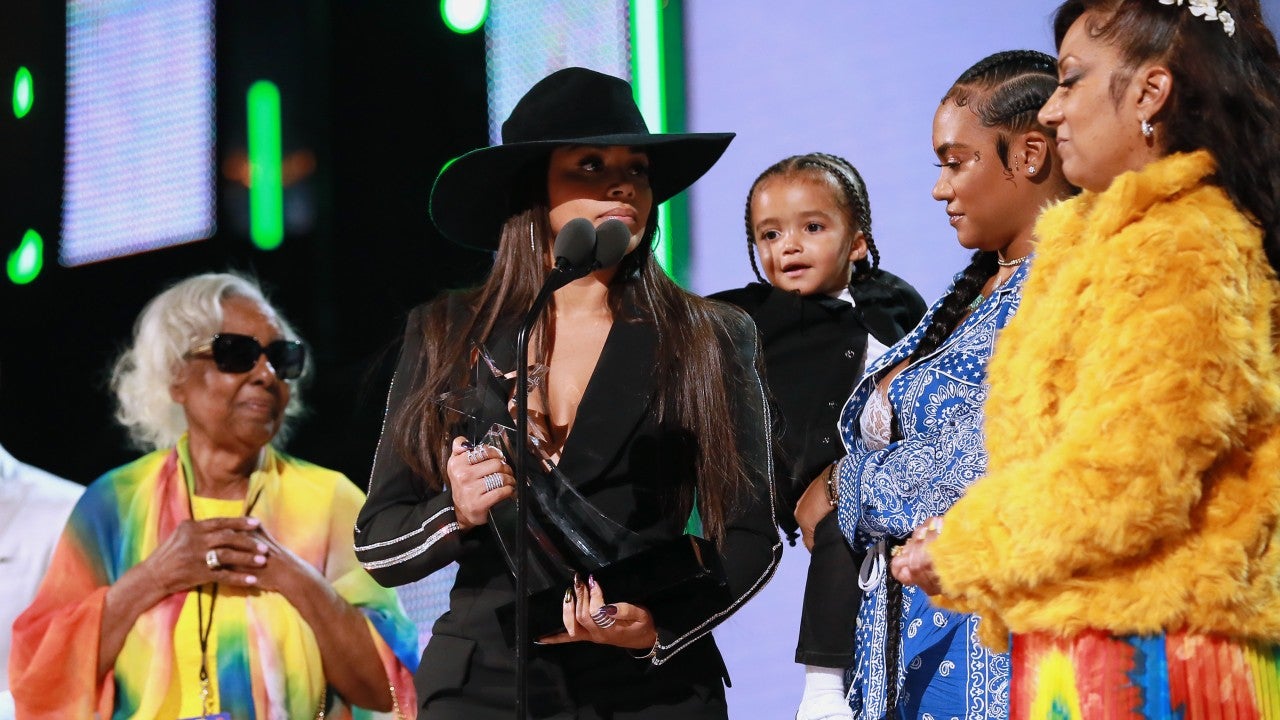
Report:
830,50,1075,719
709,153,925,720
892,1,1280,716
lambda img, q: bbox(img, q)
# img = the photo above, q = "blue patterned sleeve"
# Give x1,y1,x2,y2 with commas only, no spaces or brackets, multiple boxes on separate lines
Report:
834,266,1028,551
837,383,988,549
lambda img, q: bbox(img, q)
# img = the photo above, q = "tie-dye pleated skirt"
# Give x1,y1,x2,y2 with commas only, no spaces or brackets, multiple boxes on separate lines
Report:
1012,630,1280,719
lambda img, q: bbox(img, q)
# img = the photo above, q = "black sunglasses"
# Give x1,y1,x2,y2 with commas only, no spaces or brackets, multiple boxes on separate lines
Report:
188,333,306,380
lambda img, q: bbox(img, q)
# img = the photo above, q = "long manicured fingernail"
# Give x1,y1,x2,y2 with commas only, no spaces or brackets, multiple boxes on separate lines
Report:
587,574,597,590
573,573,582,588
245,575,258,585
253,554,266,565
461,440,474,450
564,588,573,604
246,518,261,528
602,604,617,616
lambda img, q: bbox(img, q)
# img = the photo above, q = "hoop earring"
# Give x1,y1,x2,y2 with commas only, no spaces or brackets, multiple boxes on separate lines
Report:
1141,119,1154,139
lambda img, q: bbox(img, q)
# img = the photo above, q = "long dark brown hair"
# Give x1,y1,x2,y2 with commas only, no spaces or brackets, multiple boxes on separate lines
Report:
392,157,753,541
1053,0,1280,274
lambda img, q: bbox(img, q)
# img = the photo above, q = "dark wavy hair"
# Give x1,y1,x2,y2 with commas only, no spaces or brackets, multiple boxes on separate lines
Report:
742,152,881,288
391,157,752,542
1052,0,1280,273
909,50,1061,363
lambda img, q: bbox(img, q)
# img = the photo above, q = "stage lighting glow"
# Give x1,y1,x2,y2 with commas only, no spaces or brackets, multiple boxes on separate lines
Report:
61,0,216,266
7,229,44,285
484,2,630,144
12,66,33,119
629,0,674,278
441,0,488,34
247,80,284,251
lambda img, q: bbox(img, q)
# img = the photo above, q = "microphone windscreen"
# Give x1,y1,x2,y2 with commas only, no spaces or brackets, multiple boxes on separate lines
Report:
593,219,630,269
553,217,596,268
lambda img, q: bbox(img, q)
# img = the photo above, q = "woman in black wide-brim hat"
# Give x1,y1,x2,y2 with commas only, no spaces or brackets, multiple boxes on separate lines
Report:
354,67,781,718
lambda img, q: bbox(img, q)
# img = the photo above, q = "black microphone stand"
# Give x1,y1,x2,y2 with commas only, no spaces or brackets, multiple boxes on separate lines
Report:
513,218,594,719
513,277,554,720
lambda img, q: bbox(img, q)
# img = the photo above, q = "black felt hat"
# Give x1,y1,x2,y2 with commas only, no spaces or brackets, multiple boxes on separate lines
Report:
429,66,735,250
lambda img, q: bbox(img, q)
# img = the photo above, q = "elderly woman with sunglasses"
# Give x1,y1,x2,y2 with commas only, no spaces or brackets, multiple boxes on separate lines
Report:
9,273,418,719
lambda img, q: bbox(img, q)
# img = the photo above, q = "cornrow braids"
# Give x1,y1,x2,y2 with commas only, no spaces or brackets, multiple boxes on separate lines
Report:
742,152,880,287
902,49,1061,363
945,49,1061,167
909,251,1000,362
810,152,881,283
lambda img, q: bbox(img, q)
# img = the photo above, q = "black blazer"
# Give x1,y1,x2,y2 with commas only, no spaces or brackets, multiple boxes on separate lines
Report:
354,297,781,712
710,269,927,538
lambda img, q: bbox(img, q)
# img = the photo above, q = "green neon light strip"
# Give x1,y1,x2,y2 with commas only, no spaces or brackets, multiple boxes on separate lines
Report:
629,0,676,279
13,66,33,119
7,229,44,285
247,80,284,250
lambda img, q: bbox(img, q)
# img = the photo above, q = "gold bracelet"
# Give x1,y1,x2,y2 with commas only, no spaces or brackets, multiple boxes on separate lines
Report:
629,635,660,660
824,461,839,507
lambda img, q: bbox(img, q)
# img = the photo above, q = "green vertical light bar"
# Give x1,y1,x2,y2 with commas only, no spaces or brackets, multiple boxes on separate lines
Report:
629,0,675,279
7,229,44,285
247,80,284,250
13,66,34,119
633,1,699,532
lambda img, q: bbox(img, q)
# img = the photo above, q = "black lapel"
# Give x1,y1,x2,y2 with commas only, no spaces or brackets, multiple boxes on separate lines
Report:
554,318,658,486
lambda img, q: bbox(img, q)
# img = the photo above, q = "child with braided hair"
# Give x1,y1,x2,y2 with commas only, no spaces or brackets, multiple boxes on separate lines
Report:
831,50,1075,718
710,152,926,720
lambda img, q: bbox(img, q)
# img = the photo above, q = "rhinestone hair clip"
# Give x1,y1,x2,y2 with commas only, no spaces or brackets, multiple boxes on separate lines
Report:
1158,0,1236,37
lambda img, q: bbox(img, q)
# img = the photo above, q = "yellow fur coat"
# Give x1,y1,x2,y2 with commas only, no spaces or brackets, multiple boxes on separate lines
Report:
930,150,1280,651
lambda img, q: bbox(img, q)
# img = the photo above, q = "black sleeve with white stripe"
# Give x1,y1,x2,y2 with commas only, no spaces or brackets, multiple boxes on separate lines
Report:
354,305,463,587
649,308,783,666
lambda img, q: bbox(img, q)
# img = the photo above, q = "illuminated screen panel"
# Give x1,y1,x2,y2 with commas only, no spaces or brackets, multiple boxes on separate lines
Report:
484,0,630,144
61,0,216,266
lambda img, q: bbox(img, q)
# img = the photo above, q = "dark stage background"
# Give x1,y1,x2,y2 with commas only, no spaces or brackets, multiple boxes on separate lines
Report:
0,2,495,489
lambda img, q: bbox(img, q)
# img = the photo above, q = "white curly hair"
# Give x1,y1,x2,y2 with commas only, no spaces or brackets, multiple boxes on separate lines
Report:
110,272,309,451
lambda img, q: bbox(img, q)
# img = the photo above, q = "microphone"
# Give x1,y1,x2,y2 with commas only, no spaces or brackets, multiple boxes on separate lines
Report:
553,217,596,272
543,217,597,292
592,218,630,270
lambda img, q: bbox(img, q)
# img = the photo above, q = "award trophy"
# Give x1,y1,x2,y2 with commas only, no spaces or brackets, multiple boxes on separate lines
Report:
438,341,728,645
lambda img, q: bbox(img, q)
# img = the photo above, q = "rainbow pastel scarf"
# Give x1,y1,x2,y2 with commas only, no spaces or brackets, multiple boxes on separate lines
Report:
10,438,418,719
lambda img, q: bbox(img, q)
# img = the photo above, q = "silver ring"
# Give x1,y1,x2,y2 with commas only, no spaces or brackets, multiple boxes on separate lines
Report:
482,473,504,493
205,549,221,570
590,607,615,629
466,446,488,465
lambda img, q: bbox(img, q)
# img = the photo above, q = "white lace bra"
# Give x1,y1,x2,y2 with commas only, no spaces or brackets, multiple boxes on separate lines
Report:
859,385,893,451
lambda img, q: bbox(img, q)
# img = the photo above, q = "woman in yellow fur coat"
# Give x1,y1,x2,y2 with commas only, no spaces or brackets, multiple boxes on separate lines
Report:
890,0,1280,717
